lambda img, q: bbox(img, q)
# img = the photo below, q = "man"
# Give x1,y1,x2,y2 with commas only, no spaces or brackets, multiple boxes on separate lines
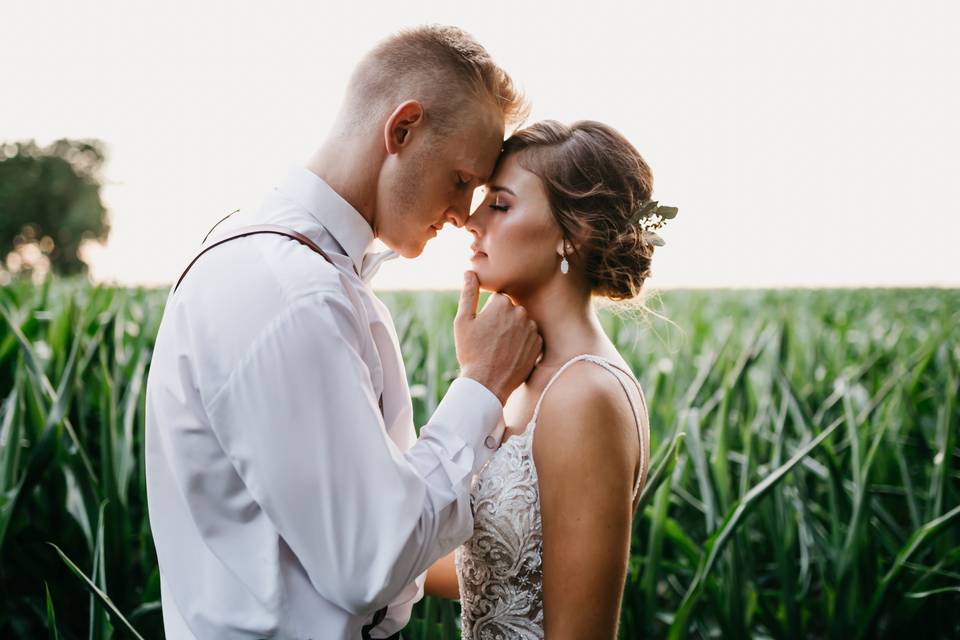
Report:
145,25,540,639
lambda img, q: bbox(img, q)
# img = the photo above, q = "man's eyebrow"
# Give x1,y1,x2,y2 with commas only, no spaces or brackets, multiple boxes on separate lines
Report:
489,185,516,196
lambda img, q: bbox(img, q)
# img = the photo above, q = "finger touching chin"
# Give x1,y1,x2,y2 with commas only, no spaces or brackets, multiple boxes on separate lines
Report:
475,271,502,293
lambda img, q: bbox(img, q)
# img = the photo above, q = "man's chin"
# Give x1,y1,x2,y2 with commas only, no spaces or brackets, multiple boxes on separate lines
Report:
396,239,428,260
378,235,427,259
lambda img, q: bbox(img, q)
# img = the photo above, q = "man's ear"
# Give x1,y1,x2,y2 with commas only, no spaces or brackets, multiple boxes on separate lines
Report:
384,100,425,155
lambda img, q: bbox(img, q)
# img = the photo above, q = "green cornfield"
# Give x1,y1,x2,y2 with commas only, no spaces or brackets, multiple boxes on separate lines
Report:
1,280,958,638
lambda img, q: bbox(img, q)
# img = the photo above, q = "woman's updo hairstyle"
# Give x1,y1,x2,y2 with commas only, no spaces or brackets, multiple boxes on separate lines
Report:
501,120,663,300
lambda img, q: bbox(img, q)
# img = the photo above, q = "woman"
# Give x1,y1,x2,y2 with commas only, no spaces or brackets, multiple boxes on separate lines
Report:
424,120,676,639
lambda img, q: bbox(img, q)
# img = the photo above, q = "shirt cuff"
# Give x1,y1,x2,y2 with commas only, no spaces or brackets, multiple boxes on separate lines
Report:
369,573,425,638
429,377,503,474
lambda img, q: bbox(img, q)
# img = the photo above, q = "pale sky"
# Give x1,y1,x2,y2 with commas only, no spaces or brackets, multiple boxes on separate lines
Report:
2,1,958,289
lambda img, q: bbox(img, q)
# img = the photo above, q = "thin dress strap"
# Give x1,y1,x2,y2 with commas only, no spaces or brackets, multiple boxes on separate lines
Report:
528,354,648,501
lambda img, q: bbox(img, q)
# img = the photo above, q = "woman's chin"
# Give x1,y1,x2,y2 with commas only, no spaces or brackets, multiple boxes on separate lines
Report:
472,272,487,290
469,260,510,293
474,272,504,294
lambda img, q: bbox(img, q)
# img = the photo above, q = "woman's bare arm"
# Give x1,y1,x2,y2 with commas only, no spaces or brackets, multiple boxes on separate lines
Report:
424,550,460,600
533,363,639,639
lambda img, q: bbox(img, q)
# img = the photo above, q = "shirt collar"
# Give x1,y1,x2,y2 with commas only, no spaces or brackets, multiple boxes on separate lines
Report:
276,166,378,276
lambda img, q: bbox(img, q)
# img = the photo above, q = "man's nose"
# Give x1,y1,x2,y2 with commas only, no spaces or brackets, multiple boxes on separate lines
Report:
444,206,469,229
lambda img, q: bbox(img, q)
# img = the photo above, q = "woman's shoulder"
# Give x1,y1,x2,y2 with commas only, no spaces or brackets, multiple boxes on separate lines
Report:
535,355,639,423
530,358,639,481
539,358,626,418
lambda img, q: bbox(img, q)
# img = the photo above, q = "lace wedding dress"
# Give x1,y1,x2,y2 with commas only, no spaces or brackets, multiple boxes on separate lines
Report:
455,354,648,640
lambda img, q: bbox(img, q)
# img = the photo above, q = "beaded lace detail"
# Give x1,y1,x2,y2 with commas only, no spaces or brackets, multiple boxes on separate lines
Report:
455,355,647,639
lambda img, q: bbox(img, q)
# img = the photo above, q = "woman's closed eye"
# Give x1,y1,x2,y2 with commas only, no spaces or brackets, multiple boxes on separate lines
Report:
489,194,509,211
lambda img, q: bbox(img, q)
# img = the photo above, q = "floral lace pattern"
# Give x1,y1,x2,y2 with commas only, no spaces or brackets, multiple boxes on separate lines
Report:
455,355,647,640
456,424,544,639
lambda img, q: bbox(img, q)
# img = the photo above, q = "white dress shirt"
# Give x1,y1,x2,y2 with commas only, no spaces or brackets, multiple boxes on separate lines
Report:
145,167,502,639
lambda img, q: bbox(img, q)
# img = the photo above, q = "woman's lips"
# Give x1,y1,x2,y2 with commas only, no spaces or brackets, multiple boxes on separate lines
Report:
469,248,487,261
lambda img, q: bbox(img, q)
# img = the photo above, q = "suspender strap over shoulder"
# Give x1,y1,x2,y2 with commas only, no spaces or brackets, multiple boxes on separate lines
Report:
174,222,384,422
174,224,335,293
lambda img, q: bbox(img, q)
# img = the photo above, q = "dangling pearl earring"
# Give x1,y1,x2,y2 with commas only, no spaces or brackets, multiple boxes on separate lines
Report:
560,244,569,275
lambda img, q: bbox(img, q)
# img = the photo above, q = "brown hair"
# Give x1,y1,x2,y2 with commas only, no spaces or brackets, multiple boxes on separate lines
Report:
502,120,657,300
345,25,529,133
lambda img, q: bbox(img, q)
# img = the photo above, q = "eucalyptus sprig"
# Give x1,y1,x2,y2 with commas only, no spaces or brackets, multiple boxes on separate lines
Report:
628,200,678,246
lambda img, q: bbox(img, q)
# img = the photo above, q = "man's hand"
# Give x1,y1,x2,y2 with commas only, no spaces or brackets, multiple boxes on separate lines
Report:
454,271,542,405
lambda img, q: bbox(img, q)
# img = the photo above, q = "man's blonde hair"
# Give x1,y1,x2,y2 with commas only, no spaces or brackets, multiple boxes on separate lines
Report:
343,25,529,134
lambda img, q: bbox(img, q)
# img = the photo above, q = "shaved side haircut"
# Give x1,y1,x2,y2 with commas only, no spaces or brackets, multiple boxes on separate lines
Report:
342,25,529,135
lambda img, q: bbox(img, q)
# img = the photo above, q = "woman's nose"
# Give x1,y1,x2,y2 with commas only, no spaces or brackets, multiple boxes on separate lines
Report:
465,208,486,236
447,187,477,228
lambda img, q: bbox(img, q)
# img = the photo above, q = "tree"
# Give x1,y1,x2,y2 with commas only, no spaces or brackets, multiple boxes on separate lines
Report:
0,139,110,279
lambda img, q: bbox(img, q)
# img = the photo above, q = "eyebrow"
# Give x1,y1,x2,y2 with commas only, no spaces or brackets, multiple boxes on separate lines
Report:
489,185,516,196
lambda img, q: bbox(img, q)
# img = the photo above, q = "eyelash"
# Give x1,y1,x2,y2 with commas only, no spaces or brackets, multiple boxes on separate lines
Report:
489,202,509,212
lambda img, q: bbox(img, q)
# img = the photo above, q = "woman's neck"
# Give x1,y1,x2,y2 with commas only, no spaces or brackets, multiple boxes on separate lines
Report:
511,279,607,370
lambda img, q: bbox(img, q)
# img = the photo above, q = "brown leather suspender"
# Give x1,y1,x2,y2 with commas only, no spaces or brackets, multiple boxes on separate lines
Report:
174,224,340,293
174,222,382,409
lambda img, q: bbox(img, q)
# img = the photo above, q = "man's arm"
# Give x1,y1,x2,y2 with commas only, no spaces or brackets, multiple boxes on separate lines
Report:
204,289,500,615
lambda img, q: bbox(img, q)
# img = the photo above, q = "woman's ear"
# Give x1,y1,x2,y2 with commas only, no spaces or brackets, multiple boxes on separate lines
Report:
384,100,425,154
557,228,586,256
566,222,592,256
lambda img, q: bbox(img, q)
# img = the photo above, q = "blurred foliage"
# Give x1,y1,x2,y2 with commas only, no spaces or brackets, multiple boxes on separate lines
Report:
0,282,958,638
0,139,110,278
